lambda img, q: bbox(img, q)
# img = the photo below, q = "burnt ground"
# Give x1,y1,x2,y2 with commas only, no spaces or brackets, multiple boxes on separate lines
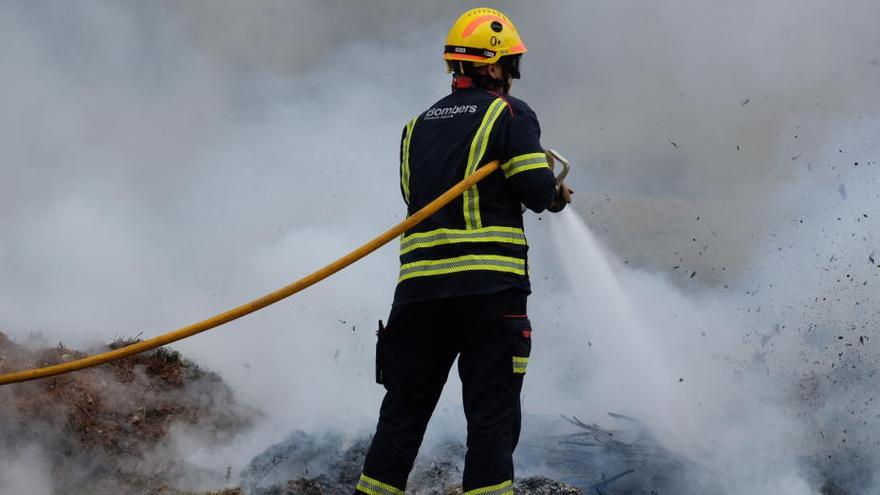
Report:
230,412,689,495
0,333,595,494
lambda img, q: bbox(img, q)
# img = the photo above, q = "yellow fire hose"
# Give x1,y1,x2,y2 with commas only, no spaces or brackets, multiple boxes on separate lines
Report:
0,161,502,385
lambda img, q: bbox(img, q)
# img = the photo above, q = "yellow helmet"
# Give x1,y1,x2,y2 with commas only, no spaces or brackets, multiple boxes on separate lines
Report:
444,8,527,69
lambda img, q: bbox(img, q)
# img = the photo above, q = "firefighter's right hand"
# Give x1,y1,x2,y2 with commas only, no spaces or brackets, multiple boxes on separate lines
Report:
548,181,573,212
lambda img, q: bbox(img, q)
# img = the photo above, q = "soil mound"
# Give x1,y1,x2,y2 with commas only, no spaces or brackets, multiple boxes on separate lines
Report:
0,332,254,494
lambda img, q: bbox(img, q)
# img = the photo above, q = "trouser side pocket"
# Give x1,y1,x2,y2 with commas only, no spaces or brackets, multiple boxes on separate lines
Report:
503,315,532,376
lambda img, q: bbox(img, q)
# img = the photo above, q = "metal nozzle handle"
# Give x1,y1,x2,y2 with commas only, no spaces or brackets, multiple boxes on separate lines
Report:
546,148,570,185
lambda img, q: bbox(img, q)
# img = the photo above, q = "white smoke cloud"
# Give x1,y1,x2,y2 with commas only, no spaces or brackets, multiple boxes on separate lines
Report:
0,445,53,495
1,1,879,493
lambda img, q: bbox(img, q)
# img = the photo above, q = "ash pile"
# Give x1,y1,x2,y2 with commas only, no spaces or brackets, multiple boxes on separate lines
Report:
235,414,685,494
236,431,583,494
516,414,688,494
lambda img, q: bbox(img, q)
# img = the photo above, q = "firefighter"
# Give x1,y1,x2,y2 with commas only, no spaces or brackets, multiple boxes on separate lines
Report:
356,8,572,495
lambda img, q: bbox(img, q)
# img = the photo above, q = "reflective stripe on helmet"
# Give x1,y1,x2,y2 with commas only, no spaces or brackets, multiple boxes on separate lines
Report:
461,14,513,38
444,45,496,61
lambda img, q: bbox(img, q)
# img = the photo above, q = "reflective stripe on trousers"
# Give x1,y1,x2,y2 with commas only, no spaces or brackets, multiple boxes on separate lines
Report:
512,356,529,374
464,479,514,495
356,473,405,495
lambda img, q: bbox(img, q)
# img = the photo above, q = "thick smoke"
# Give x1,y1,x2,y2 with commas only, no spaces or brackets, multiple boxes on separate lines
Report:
1,0,878,493
0,445,53,495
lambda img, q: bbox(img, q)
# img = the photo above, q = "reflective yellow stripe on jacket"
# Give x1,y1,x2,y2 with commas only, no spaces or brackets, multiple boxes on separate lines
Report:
400,226,526,255
400,116,418,204
399,254,526,282
501,152,549,178
463,98,508,229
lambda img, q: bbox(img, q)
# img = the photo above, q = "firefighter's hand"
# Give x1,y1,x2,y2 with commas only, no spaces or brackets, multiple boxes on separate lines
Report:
559,181,573,203
548,181,573,212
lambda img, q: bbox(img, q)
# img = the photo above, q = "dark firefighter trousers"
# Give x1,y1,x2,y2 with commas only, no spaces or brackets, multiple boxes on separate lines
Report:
358,288,532,495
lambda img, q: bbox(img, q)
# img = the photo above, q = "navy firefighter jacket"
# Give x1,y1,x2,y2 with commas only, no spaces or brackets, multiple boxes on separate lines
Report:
392,87,558,306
